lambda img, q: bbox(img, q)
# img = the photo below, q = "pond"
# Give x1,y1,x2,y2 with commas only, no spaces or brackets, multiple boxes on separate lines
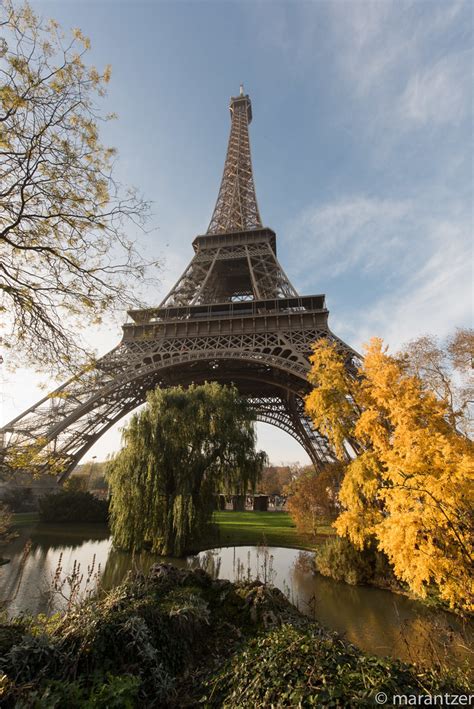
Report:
1,522,472,672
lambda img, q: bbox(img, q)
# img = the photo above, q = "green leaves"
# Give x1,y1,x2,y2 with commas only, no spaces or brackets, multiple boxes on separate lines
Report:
107,383,267,556
1,566,469,707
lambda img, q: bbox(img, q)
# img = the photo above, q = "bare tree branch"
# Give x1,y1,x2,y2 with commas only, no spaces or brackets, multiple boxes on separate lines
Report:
0,1,159,373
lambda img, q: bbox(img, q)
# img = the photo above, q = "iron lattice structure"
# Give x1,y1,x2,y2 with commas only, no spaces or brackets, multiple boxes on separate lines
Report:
207,87,262,235
1,89,357,479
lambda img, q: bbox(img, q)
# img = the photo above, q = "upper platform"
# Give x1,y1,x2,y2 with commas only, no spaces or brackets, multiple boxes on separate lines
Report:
193,227,277,254
126,294,327,326
230,91,252,123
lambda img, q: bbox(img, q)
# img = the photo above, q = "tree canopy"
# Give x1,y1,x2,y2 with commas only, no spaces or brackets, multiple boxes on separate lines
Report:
257,465,296,496
285,463,345,537
305,336,474,613
107,383,267,556
0,1,156,371
399,328,473,436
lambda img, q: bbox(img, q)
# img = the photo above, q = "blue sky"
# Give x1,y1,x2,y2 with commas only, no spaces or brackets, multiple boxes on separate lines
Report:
1,0,472,464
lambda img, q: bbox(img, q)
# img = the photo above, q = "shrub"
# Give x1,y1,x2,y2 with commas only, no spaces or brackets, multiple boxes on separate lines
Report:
1,487,35,513
0,501,13,543
314,536,397,586
12,673,141,708
206,623,466,707
64,476,88,493
285,463,344,537
0,565,468,707
38,491,108,523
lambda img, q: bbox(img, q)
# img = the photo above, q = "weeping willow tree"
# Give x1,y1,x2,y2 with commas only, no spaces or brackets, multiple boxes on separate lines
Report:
107,383,267,556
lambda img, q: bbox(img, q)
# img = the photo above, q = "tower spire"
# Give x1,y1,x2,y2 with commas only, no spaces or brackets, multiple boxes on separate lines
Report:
207,88,262,235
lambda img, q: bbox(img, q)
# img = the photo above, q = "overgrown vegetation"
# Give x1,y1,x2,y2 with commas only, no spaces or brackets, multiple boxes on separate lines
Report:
0,565,469,707
0,487,35,513
256,465,295,495
107,383,267,556
38,490,109,523
0,502,14,565
314,537,398,588
0,503,13,541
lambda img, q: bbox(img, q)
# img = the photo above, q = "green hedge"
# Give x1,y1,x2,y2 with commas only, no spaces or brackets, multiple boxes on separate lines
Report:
38,490,108,523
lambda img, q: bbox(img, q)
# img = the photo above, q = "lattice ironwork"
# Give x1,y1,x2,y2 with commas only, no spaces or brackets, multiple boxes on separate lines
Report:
160,232,298,307
207,86,262,235
0,89,357,479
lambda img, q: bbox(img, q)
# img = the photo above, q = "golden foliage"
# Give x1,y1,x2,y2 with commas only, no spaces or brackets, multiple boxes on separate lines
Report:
305,339,360,460
306,336,474,613
285,463,345,537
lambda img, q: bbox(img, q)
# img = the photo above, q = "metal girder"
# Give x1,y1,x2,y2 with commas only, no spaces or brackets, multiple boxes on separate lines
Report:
0,321,350,478
248,394,335,468
0,89,357,480
159,237,298,308
207,90,262,235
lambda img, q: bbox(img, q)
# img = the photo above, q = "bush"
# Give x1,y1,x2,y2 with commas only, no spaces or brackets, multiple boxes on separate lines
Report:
6,673,141,708
64,476,88,493
285,463,344,537
206,623,465,708
315,536,397,586
0,502,13,542
1,487,35,513
38,491,108,523
0,565,468,707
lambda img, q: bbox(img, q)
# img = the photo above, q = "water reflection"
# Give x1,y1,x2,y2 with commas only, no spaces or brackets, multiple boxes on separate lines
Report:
1,524,111,617
0,524,472,671
191,546,473,670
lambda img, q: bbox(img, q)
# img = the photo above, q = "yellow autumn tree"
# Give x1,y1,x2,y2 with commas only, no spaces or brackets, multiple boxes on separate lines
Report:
305,338,361,460
285,463,345,537
306,337,474,613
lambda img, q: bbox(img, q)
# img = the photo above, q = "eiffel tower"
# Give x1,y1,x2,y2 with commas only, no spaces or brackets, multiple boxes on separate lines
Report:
1,87,356,480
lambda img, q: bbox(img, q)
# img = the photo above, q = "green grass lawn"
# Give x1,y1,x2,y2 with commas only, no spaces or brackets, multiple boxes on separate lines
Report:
9,510,334,553
201,511,334,552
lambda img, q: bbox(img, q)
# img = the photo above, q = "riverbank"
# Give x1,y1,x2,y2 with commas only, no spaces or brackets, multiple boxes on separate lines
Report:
8,511,467,618
11,510,333,551
2,520,472,668
10,512,40,528
0,564,469,707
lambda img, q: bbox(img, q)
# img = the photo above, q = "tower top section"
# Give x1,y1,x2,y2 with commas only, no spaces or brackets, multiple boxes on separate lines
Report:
207,88,262,235
230,86,253,124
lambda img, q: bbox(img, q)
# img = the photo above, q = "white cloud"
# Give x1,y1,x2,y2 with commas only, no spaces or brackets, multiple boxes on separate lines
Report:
327,0,468,98
328,0,410,96
399,52,471,126
286,194,472,352
352,225,470,351
286,196,413,283
254,0,471,135
361,218,472,350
